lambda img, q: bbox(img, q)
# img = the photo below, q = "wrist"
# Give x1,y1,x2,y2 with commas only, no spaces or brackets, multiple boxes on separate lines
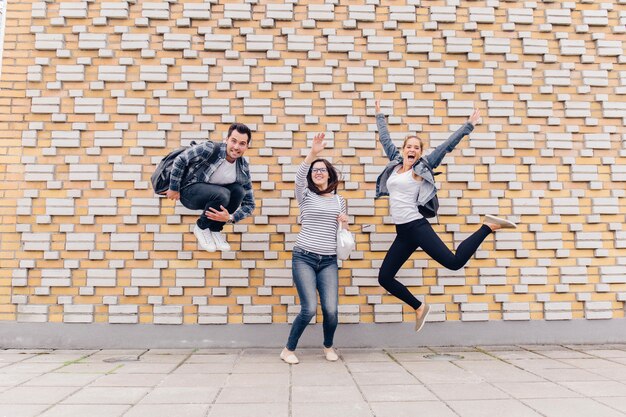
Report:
226,214,234,224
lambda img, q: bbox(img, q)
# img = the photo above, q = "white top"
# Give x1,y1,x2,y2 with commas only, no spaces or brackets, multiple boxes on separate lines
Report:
386,167,423,225
295,162,347,255
209,159,237,185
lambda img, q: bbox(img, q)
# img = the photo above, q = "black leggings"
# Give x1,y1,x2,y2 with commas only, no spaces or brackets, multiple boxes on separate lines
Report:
378,218,492,310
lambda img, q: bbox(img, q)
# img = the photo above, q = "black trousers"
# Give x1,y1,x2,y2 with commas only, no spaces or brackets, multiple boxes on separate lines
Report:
378,218,492,310
180,183,244,231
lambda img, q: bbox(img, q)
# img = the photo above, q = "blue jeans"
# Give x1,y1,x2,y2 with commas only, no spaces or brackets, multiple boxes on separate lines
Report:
286,247,338,351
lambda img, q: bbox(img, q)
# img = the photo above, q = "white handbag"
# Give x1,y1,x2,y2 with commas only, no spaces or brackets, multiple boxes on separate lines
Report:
335,195,355,260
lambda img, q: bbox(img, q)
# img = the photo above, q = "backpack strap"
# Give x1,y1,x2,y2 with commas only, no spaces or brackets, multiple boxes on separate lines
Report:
206,141,221,165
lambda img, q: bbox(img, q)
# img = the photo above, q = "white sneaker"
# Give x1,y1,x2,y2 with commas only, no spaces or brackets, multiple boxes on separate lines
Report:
323,347,339,362
280,348,299,364
211,231,231,251
193,225,216,252
484,214,517,229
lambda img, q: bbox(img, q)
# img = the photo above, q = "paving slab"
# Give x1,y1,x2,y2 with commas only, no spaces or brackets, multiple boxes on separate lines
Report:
185,354,239,364
139,387,219,404
158,373,229,387
492,381,582,399
291,385,363,403
447,399,544,417
403,361,484,384
595,397,626,414
581,349,626,358
289,362,347,374
22,373,101,387
0,404,49,417
369,401,458,417
560,381,626,397
522,398,626,417
112,363,180,374
427,382,511,400
225,372,289,387
531,367,611,382
215,385,289,404
37,404,130,417
54,363,121,374
559,358,620,369
230,362,290,374
60,387,149,405
89,373,165,387
0,373,39,387
173,363,236,374
123,404,209,417
0,346,624,416
291,371,355,386
207,403,288,417
358,384,437,402
351,371,418,385
20,354,90,364
0,363,63,374
135,355,188,364
0,386,79,404
340,350,395,362
291,402,373,417
0,353,38,363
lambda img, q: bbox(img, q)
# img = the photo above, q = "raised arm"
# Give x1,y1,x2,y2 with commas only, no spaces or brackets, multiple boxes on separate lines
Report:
425,109,480,169
375,100,401,161
295,133,326,204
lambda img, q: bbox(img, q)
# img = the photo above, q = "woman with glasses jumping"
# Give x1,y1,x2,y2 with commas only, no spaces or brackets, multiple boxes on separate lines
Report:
374,100,517,332
280,133,349,364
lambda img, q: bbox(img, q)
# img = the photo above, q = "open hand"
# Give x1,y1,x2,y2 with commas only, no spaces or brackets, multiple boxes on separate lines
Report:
468,109,481,126
375,100,381,114
311,133,326,156
206,205,230,222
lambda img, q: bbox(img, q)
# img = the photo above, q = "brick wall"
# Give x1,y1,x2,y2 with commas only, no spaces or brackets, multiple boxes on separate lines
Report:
1,0,625,326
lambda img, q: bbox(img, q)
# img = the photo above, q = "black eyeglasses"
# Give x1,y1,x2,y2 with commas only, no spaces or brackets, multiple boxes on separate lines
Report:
311,168,328,174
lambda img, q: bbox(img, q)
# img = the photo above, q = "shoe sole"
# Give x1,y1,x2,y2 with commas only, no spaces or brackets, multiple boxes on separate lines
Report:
485,214,517,229
415,304,430,333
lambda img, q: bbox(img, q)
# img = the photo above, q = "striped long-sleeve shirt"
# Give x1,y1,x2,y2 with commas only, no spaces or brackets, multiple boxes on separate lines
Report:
294,162,347,255
169,141,255,223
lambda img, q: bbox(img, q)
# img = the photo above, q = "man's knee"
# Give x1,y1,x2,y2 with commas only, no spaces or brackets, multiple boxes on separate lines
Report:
211,187,231,205
228,183,245,201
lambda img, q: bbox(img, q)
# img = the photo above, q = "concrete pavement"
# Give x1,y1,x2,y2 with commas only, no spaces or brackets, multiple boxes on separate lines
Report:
1,345,626,417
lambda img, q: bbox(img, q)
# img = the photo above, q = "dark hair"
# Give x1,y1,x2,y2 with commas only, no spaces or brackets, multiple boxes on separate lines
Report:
227,123,252,144
307,159,340,195
403,135,423,151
